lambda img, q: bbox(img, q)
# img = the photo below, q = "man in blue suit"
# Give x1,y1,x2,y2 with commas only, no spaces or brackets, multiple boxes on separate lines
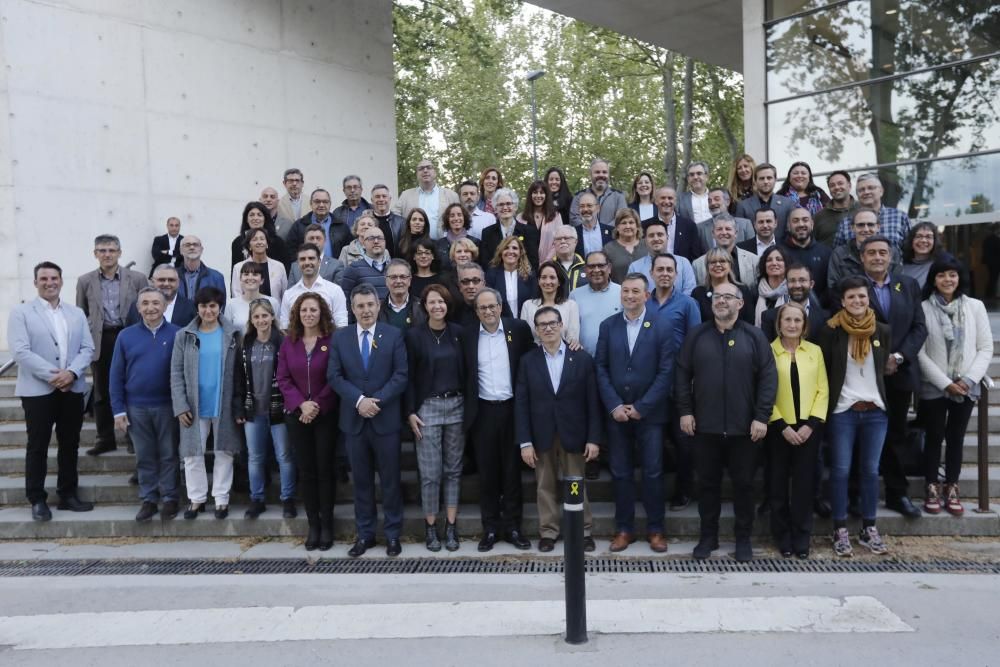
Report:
595,273,675,553
516,306,603,553
328,283,409,557
8,261,95,521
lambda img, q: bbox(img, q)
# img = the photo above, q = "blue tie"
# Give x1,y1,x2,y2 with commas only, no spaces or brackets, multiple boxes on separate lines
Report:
361,330,370,370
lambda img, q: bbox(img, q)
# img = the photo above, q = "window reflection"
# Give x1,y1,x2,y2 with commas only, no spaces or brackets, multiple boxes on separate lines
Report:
766,0,837,22
767,0,1000,100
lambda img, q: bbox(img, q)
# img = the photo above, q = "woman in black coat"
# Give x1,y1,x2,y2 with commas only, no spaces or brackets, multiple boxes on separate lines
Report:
231,202,290,271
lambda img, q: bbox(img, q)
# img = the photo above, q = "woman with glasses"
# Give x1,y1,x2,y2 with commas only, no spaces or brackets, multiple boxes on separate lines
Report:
406,284,466,551
233,298,295,520
603,208,647,284
900,222,961,289
691,248,754,324
486,235,536,320
520,261,581,347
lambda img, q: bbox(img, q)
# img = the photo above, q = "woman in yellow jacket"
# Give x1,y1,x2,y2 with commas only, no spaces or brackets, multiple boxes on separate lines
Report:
767,301,829,559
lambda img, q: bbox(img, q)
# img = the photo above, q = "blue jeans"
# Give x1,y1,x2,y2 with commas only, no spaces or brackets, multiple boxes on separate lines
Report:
607,420,664,533
244,415,295,502
828,408,888,521
126,404,179,503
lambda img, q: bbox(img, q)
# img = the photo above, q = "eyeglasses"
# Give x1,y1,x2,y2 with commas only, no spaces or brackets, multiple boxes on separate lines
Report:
711,293,741,302
854,222,877,229
459,277,483,285
387,274,410,281
708,259,730,266
913,233,935,240
496,202,515,208
535,320,561,330
586,262,608,270
312,199,331,205
363,236,385,243
555,236,575,242
476,303,500,312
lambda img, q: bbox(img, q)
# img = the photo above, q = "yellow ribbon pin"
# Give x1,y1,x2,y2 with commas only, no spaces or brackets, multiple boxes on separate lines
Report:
894,283,902,292
570,481,580,496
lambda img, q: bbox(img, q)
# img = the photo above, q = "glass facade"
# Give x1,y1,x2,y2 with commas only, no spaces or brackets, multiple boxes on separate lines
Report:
765,0,1000,217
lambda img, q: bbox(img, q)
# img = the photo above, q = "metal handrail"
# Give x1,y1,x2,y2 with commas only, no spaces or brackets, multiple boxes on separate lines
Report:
0,359,15,377
976,377,994,513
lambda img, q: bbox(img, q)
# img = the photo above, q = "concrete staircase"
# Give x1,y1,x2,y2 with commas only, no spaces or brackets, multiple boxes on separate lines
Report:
1,344,998,541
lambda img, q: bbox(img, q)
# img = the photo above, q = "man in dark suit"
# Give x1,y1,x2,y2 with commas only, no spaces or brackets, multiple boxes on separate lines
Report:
462,287,535,552
478,188,540,270
595,273,675,554
736,208,779,256
125,264,196,327
574,192,614,259
735,163,797,239
676,161,714,224
149,217,183,277
760,264,828,342
860,235,928,518
328,283,409,557
642,186,703,262
516,306,602,553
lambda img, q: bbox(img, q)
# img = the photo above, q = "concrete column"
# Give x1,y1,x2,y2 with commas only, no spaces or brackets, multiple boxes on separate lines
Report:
742,0,767,160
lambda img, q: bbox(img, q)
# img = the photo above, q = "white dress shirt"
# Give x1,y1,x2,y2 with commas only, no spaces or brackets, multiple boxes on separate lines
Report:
164,296,176,323
419,186,442,240
624,308,645,354
469,209,496,239
755,236,776,255
690,192,711,223
477,324,513,401
279,276,348,329
543,342,566,393
665,215,678,254
167,234,180,254
39,298,69,369
503,271,519,315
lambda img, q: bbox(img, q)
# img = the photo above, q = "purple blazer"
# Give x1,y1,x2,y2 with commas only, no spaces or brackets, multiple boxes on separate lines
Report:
276,335,337,414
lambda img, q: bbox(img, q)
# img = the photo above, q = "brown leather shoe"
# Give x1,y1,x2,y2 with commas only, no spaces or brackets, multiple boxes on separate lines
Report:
648,532,669,553
609,531,636,553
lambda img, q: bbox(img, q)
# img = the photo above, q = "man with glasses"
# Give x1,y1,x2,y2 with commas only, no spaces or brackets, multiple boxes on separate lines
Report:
552,225,587,297
392,159,459,240
575,192,612,258
516,306,601,553
833,173,911,250
462,287,534,551
377,258,426,330
287,188,352,262
126,264,196,327
339,224,391,322
276,168,307,235
452,263,486,327
76,234,150,456
827,208,901,291
676,282,777,562
370,184,404,258
175,235,226,307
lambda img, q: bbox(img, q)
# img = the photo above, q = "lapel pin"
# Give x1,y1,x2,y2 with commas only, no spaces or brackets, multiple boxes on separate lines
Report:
643,321,651,328
728,339,735,347
894,283,901,292
320,345,328,352
873,340,881,347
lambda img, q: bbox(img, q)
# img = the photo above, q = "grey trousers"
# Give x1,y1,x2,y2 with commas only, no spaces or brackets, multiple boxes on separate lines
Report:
415,398,464,516
127,404,179,503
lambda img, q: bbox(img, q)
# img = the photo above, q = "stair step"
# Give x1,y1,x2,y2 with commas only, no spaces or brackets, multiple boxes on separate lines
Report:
0,422,99,448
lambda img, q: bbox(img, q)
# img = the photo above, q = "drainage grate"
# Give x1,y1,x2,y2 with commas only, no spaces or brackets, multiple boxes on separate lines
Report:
0,557,997,577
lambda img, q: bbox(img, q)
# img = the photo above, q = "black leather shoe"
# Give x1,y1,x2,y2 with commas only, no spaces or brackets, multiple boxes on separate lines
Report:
319,521,334,551
445,521,460,551
814,498,832,518
734,539,754,563
583,536,596,553
244,501,266,519
669,494,691,511
135,501,158,522
348,537,376,558
183,503,205,520
538,537,556,552
693,537,719,560
214,505,229,520
886,495,922,519
478,532,498,552
386,538,402,557
128,473,138,486
282,499,297,519
56,496,94,512
304,524,321,551
585,460,600,481
161,501,179,520
504,529,531,550
31,501,52,522
86,442,117,456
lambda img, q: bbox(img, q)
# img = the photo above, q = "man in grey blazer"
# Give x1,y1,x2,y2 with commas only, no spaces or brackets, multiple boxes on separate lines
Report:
76,234,149,456
676,161,713,224
8,261,95,520
697,188,755,251
391,159,459,240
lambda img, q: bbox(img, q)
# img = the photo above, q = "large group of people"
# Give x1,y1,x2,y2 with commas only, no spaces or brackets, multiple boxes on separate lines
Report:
8,154,996,561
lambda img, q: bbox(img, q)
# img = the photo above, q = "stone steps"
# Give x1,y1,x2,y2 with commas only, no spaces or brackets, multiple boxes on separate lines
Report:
1,501,997,541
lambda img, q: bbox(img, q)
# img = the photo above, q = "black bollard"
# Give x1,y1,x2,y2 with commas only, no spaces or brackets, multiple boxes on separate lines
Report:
563,475,587,644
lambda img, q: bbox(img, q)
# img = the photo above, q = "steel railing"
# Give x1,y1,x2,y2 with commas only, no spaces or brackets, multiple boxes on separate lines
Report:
976,377,995,513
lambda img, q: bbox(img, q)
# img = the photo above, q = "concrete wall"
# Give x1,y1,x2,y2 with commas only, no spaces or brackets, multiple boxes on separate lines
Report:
0,0,397,348
741,0,766,160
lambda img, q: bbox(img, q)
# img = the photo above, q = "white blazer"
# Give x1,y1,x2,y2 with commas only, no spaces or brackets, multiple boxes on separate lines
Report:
231,258,288,304
7,299,94,397
692,247,759,287
917,296,993,395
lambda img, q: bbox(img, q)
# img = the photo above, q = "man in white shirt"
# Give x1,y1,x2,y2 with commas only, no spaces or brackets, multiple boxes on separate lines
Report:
677,161,713,223
392,159,459,240
276,168,307,231
460,180,495,239
280,244,348,330
737,209,779,256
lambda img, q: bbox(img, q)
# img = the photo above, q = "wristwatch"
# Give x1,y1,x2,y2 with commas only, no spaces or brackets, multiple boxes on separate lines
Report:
891,353,904,364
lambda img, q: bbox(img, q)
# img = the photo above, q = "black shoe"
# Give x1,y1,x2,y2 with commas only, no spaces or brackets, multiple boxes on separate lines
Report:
445,521,460,551
538,537,556,552
56,496,94,512
734,539,754,562
161,500,179,520
757,501,770,516
386,538,402,557
583,536,596,553
214,505,229,520
425,522,442,552
693,537,719,560
478,532,498,552
337,462,350,484
847,497,862,518
305,523,321,551
796,550,810,560
886,495,922,519
128,473,138,486
135,501,158,522
504,529,531,550
813,498,832,518
585,460,600,481
348,537,376,558
183,503,205,520
319,520,334,551
282,499,297,519
244,501,266,519
86,442,117,456
669,495,690,511
31,501,52,522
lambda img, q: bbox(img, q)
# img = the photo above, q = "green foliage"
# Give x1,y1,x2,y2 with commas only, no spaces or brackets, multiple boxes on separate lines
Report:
393,0,745,197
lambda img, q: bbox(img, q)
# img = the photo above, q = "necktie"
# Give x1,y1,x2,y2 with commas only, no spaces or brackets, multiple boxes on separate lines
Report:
361,330,370,370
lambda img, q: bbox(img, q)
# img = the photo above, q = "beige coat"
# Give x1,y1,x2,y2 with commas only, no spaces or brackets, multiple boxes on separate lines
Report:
75,267,149,361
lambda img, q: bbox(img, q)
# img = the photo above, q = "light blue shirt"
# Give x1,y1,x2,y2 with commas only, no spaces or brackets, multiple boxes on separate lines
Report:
543,342,566,393
628,254,696,296
312,213,334,257
570,282,622,356
196,328,223,418
580,222,603,257
624,308,645,354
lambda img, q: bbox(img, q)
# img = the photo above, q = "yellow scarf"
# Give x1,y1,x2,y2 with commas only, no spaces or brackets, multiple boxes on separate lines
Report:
826,308,876,364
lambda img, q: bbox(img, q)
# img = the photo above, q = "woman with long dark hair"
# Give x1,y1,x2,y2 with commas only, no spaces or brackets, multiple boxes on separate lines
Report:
777,161,829,216
901,222,961,289
545,166,573,223
628,171,657,222
276,293,338,550
231,228,288,303
518,180,562,264
754,246,791,326
917,258,994,515
477,167,504,214
231,201,289,270
397,208,430,260
520,260,580,346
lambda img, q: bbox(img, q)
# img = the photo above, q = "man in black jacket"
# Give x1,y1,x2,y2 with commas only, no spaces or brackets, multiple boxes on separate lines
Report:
149,217,183,276
516,306,602,553
759,264,827,342
463,287,534,552
676,282,778,562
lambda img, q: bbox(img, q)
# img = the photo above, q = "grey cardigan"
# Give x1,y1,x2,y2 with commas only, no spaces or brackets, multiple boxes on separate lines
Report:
170,317,242,458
